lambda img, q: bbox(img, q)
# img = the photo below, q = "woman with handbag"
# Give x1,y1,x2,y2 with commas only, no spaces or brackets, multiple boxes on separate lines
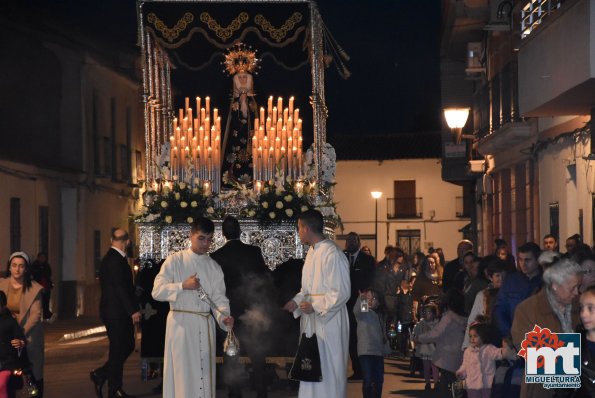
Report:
0,253,43,397
0,290,26,398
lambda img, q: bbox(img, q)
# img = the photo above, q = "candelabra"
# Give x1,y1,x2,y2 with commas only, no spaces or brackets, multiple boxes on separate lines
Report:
252,96,304,184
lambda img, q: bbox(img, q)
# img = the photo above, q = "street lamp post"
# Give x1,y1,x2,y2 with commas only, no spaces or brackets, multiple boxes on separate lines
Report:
443,107,470,144
371,191,382,259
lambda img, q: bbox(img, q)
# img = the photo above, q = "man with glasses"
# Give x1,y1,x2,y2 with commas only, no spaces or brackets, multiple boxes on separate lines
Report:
91,228,141,398
152,217,234,398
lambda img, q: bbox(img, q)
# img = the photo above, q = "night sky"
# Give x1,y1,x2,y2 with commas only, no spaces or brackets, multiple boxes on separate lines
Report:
14,0,441,137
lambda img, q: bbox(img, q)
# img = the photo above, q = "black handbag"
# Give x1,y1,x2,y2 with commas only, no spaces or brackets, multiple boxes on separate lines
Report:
288,314,322,382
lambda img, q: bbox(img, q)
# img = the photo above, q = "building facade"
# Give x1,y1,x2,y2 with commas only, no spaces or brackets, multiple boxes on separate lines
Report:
0,12,145,318
334,158,470,260
441,0,595,255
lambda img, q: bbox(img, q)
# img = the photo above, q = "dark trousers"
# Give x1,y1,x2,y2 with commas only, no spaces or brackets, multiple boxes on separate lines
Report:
438,368,457,398
359,355,384,398
397,324,411,355
96,318,135,394
348,312,362,377
225,354,266,398
223,325,267,398
41,289,52,319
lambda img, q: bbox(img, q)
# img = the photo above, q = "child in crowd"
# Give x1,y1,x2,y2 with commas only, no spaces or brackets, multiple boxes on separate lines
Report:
396,279,414,356
576,285,595,397
0,291,25,398
456,322,516,398
354,288,387,398
411,303,439,391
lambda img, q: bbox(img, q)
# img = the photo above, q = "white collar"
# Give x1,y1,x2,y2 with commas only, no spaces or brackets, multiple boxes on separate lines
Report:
111,246,127,258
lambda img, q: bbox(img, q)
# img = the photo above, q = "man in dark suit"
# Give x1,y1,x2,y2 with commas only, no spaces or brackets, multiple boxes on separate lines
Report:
210,216,272,398
90,228,140,398
344,232,375,380
442,239,473,293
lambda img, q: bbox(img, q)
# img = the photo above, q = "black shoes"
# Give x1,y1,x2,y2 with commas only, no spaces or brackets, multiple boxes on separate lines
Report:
89,370,106,398
347,374,363,381
109,389,135,398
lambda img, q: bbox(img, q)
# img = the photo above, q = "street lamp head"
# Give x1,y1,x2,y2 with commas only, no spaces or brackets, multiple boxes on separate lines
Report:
443,108,470,129
371,191,382,199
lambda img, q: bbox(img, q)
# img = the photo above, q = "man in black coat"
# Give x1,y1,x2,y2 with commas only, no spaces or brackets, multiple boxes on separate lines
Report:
90,228,140,398
442,239,473,292
344,232,375,380
210,216,272,398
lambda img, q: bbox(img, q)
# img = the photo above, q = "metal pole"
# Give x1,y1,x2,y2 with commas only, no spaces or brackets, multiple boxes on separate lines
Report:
374,198,378,259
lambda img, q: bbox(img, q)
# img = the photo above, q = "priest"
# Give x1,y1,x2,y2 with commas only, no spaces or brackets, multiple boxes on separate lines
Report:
283,209,351,398
152,217,234,398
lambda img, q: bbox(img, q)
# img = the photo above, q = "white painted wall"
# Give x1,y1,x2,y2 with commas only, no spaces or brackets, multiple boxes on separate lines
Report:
333,159,469,260
537,119,594,246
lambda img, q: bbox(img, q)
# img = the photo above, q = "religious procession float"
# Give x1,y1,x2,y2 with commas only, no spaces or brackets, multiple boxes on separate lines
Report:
134,0,348,379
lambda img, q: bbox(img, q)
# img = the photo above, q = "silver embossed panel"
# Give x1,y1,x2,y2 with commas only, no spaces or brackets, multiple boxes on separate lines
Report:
137,220,320,270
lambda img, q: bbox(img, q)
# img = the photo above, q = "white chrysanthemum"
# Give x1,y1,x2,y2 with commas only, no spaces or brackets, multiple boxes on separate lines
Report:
161,201,168,208
207,207,214,214
248,210,256,217
187,217,193,223
276,201,283,209
285,209,294,217
192,187,199,194
179,182,186,190
301,205,308,212
174,192,181,200
180,201,188,208
165,215,173,223
262,201,269,209
284,195,293,202
191,201,198,208
269,212,276,219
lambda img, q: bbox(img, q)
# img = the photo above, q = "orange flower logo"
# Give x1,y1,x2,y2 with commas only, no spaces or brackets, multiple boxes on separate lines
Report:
518,325,565,368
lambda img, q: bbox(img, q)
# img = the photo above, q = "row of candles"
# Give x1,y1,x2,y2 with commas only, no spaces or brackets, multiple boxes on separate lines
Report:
169,96,221,193
252,96,303,182
165,95,305,194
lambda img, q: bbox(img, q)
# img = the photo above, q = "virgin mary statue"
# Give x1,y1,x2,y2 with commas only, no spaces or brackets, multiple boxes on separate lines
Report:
221,43,259,185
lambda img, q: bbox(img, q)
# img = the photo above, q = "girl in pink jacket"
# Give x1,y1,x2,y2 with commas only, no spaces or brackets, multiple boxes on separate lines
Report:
455,322,516,398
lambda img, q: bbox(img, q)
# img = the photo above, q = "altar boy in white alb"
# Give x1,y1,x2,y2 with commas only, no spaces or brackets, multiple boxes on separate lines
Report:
152,217,234,398
283,210,351,398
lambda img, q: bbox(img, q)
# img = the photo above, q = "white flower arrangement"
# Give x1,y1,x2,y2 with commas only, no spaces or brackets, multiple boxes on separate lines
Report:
303,142,337,186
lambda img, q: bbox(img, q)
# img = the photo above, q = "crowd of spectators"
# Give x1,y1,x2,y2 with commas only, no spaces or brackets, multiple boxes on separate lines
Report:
354,233,595,398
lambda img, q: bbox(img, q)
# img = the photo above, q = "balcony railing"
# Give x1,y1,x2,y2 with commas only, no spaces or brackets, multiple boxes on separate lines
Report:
387,197,423,219
521,0,563,39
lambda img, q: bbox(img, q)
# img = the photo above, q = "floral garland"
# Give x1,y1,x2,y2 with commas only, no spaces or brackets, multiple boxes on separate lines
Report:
136,142,341,226
254,174,313,223
136,182,216,224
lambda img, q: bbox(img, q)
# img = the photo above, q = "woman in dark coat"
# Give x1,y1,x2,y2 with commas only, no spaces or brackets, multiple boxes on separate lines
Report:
412,256,442,318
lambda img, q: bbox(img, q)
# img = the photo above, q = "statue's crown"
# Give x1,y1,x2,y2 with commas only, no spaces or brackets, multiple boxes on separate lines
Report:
224,43,259,75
